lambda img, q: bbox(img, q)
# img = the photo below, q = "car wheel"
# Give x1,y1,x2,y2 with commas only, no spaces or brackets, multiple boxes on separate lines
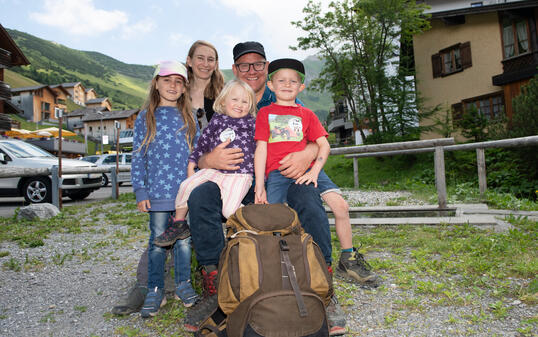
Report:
101,174,109,187
68,190,92,201
23,177,52,203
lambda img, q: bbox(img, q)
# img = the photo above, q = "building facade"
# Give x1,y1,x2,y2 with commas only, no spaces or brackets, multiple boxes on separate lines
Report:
414,0,538,139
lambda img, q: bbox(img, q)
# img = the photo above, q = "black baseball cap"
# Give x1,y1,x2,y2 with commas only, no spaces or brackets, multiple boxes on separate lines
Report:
233,41,266,61
268,58,305,83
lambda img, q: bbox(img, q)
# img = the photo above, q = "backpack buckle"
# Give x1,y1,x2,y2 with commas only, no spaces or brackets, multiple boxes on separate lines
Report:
279,239,289,251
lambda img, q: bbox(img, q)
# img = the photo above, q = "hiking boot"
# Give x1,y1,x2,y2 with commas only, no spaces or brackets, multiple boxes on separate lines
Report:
153,218,191,247
184,265,218,332
175,280,199,307
327,295,346,336
111,284,147,315
140,287,167,318
337,247,381,288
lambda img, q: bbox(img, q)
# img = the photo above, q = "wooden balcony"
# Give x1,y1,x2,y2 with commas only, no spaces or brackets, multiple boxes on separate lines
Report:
493,51,538,86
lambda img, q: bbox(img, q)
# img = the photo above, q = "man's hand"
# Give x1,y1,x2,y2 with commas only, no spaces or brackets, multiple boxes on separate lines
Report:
278,150,312,179
137,200,151,212
199,139,244,171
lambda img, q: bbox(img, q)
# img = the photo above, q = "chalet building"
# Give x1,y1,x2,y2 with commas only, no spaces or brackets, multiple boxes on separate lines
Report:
85,88,97,101
10,85,62,122
61,82,86,106
65,107,105,133
49,84,70,112
0,24,29,130
86,97,112,111
414,0,538,140
80,108,138,146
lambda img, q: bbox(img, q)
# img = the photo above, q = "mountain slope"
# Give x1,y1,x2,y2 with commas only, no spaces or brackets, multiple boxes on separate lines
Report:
6,28,152,110
6,28,333,120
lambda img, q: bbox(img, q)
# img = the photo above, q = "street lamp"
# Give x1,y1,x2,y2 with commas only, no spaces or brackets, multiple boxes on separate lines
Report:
97,111,104,154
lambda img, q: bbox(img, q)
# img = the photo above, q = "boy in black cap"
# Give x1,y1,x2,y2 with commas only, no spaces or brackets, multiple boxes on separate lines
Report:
254,58,380,295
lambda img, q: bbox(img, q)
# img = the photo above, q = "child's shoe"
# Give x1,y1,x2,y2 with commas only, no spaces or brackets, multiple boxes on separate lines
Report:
153,219,190,247
175,280,199,307
140,287,166,318
337,247,381,288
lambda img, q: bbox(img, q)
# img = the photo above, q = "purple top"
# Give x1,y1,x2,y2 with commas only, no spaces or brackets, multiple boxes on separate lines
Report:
189,113,256,174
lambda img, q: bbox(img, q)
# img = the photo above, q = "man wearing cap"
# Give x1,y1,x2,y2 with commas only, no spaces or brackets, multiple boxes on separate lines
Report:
184,42,346,335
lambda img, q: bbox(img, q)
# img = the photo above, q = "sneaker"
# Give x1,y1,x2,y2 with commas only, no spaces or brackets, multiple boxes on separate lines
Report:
175,280,199,307
184,265,218,332
153,218,191,247
327,295,346,336
337,247,381,288
111,284,147,315
140,287,167,318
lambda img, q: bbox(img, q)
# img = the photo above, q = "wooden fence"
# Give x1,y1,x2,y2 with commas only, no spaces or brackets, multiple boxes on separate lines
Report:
333,135,538,209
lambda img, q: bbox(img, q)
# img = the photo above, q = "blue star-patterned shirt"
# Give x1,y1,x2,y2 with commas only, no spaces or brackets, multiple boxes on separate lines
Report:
131,106,199,211
188,113,256,174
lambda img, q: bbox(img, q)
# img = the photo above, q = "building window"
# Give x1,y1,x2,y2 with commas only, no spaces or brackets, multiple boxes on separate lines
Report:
432,42,472,78
89,126,93,132
502,16,529,59
453,93,505,123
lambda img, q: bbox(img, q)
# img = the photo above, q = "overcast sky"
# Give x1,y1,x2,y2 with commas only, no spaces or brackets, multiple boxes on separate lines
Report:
1,0,330,67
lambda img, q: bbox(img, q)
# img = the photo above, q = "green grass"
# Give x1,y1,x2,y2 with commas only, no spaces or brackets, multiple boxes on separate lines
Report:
4,69,40,88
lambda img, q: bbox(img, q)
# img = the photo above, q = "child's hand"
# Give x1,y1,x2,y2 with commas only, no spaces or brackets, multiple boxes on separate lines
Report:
295,171,318,187
255,185,267,204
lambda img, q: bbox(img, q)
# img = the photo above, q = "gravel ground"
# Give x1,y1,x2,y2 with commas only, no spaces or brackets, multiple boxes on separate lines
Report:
0,191,535,337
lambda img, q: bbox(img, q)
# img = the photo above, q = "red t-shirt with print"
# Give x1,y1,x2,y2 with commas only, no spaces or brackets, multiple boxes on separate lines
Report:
255,103,328,177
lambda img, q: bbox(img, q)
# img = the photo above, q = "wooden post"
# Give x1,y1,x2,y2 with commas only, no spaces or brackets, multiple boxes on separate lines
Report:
353,157,359,188
477,148,487,199
434,146,447,209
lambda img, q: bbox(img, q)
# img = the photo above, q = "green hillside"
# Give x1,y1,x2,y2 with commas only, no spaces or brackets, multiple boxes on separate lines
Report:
4,69,40,88
6,28,153,110
6,28,334,120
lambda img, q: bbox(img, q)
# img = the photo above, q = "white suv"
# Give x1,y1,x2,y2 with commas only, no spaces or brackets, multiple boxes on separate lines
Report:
0,139,102,203
79,153,132,187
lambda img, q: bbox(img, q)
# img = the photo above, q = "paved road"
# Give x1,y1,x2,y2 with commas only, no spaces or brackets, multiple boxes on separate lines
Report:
0,184,133,218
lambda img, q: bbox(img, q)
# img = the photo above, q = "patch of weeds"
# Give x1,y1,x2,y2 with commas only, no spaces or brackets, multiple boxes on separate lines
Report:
463,310,488,324
334,282,359,306
102,312,115,321
445,313,462,324
74,305,87,313
488,300,509,319
383,311,400,326
24,253,45,271
394,296,424,311
144,300,188,335
82,269,90,274
115,326,147,337
386,196,408,206
40,311,56,323
415,280,446,295
0,314,7,319
0,251,9,257
52,250,74,266
2,257,21,271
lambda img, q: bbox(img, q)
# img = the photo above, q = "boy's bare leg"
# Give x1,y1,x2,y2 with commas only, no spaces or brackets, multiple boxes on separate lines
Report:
322,192,381,287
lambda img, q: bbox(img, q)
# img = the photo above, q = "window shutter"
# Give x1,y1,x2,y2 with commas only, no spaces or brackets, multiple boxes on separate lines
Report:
460,42,472,69
451,103,463,127
431,53,442,78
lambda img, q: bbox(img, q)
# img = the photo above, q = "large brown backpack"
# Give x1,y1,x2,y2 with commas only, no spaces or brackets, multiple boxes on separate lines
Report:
198,203,332,337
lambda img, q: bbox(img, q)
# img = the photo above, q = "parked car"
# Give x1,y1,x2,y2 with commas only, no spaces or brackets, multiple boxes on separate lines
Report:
0,139,101,203
79,153,131,187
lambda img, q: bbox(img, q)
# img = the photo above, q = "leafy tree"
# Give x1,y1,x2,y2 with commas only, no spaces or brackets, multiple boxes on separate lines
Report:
458,105,488,142
510,74,538,138
292,0,431,143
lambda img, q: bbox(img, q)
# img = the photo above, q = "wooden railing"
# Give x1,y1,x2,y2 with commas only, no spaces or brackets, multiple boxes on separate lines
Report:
332,136,538,209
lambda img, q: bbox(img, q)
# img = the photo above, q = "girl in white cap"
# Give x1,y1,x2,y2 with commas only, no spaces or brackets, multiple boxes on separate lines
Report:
131,60,199,318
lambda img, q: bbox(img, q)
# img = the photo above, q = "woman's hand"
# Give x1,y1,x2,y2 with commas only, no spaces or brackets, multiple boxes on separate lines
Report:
137,200,151,212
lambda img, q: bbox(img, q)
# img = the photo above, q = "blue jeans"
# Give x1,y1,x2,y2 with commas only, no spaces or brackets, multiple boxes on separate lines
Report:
147,211,192,289
266,169,339,204
188,180,332,265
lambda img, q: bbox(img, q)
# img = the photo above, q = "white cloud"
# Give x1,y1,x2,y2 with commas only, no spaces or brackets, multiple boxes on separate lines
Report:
29,0,128,36
215,0,331,60
168,33,193,48
121,18,156,39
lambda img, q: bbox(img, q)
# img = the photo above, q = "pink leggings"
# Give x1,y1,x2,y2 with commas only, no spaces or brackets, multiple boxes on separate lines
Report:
175,169,253,219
